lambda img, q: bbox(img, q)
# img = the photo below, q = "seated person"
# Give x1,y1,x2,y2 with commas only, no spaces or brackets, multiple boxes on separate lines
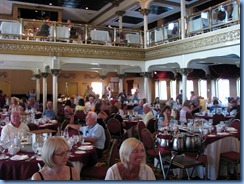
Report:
158,105,171,130
142,103,154,126
179,100,192,123
65,112,105,159
95,102,108,130
133,99,146,115
31,136,79,180
106,105,126,135
228,100,240,116
27,97,39,111
105,138,156,180
42,101,56,120
85,96,95,112
190,98,202,115
209,100,222,113
1,111,30,141
64,100,74,123
75,98,85,112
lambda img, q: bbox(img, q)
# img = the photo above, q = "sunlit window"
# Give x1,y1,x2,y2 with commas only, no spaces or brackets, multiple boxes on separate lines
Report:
217,79,229,104
187,80,193,100
91,82,102,98
159,81,167,100
198,80,207,99
170,80,176,100
236,78,240,97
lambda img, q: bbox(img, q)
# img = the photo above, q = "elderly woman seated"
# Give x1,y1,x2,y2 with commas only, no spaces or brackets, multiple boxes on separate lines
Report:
31,136,79,180
105,137,156,180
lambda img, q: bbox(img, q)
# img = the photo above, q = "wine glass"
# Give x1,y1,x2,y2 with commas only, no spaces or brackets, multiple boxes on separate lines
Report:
32,142,39,157
1,139,11,158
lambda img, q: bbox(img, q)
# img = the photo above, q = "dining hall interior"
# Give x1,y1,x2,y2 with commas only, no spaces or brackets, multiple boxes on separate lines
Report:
0,0,241,181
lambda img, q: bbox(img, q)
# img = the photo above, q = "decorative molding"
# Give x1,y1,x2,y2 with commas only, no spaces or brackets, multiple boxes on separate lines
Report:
177,68,193,75
140,72,153,78
60,73,76,79
84,73,100,79
118,74,126,79
41,72,49,78
99,75,107,80
0,41,145,60
116,10,125,17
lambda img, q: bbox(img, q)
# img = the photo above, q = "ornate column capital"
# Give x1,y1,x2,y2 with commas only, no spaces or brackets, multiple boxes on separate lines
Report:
34,74,41,79
112,0,121,7
140,72,153,78
100,75,107,80
118,74,126,79
41,72,49,78
177,68,193,76
139,8,151,16
116,10,125,17
51,69,62,76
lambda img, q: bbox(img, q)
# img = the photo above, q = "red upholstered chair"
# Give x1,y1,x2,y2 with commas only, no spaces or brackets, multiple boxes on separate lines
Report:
140,128,170,178
99,129,112,163
146,118,157,134
219,151,240,178
61,119,70,130
80,139,119,180
186,111,193,121
212,113,225,125
27,123,39,131
230,119,240,140
107,118,127,143
67,126,80,137
174,109,180,120
137,120,146,141
74,110,86,125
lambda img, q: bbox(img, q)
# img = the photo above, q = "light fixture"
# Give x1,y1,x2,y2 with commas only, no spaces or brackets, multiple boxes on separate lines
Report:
85,7,88,10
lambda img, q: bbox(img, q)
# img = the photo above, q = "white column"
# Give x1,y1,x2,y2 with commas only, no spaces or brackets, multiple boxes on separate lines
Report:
139,9,151,48
51,69,61,114
141,72,152,103
181,0,186,39
155,80,159,98
178,68,192,103
41,72,49,112
100,75,107,97
118,74,125,93
35,74,41,102
116,11,125,30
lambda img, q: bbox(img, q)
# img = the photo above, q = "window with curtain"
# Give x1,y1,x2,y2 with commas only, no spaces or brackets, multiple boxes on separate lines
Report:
91,82,102,98
216,79,229,104
198,79,207,99
236,78,240,97
170,80,176,100
186,80,193,100
159,81,167,100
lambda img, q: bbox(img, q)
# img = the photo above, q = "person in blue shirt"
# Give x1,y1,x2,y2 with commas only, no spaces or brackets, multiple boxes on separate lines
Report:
133,99,146,115
210,100,221,113
42,101,56,120
65,111,105,159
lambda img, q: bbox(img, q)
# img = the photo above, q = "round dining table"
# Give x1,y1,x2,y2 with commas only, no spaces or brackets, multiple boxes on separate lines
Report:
0,142,97,180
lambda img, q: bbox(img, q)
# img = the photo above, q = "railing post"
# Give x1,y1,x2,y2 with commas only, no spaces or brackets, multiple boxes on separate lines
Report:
20,18,23,40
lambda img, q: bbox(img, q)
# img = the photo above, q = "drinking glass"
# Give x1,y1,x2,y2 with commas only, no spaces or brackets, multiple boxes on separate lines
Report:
32,142,39,156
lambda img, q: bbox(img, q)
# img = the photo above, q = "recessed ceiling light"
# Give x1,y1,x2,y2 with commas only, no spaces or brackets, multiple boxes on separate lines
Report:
85,7,89,10
49,3,52,6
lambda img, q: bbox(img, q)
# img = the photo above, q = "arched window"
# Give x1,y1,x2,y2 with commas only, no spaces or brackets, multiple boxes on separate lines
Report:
159,81,167,100
217,79,229,104
170,80,176,100
236,78,240,97
198,79,207,99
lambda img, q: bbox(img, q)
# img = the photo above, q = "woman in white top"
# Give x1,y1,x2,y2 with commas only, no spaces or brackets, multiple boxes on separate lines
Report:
105,137,156,180
179,100,192,123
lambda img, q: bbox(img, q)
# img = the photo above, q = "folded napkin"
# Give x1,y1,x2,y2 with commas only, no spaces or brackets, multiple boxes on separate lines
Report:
10,155,29,160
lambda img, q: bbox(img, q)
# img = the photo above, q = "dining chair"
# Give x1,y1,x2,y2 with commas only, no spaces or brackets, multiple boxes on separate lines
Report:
99,129,112,164
186,111,193,121
140,128,170,177
174,109,180,121
61,119,70,130
107,118,127,144
80,139,119,180
234,112,240,120
67,126,80,137
74,110,86,125
212,113,225,125
137,120,146,141
230,119,240,140
146,118,157,134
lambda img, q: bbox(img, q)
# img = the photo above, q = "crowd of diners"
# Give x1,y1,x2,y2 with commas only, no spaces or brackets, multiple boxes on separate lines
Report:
0,86,240,180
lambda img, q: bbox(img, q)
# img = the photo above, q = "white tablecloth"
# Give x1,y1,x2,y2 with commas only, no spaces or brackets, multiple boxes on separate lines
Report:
0,21,21,34
49,26,70,39
125,33,140,44
90,30,110,41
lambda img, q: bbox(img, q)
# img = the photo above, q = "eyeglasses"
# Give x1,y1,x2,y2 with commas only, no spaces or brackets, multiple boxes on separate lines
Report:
54,150,70,157
131,149,145,154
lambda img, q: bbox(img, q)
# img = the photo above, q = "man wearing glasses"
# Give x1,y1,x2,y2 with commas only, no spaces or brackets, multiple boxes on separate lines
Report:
65,111,105,159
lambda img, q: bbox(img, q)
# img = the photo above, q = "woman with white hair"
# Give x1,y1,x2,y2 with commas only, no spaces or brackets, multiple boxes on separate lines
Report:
31,136,79,180
105,138,156,180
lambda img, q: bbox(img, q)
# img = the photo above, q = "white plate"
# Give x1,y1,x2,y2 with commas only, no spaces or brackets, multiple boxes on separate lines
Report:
0,155,9,160
226,127,237,132
78,145,93,151
217,132,230,136
82,142,91,145
10,155,29,161
75,150,86,154
208,134,217,137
